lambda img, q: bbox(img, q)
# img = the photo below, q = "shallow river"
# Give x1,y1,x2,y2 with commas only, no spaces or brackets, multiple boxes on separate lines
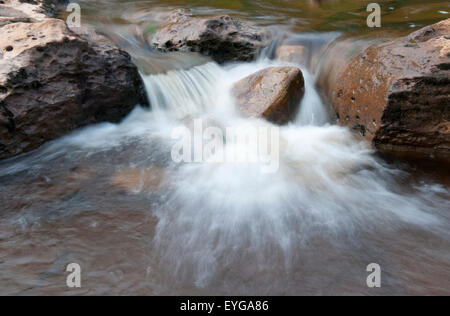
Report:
0,0,449,295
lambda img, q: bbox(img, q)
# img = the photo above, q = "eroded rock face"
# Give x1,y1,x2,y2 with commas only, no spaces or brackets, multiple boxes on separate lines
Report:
0,19,148,159
151,9,269,64
232,66,304,124
326,18,450,162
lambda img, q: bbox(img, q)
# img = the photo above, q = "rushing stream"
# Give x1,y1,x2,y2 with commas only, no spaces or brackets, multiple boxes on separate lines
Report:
0,0,449,295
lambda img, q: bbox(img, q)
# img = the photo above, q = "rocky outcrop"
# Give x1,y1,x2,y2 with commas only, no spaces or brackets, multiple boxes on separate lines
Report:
0,4,148,159
232,66,304,124
151,9,269,64
325,18,450,162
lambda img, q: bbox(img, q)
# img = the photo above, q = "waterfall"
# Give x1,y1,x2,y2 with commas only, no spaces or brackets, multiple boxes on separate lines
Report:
144,63,226,118
136,58,449,288
0,40,447,294
297,68,329,126
142,56,329,127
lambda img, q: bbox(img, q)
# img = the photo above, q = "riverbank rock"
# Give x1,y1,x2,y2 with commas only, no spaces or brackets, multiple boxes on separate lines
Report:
325,18,450,162
151,9,269,64
0,18,148,159
232,66,304,124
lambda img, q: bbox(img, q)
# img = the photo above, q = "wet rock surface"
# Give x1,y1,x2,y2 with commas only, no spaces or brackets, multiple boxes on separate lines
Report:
326,18,450,162
110,166,167,193
232,66,304,124
151,9,269,64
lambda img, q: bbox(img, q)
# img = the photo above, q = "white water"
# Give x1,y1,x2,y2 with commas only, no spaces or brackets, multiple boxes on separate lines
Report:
1,57,448,293
155,121,447,286
133,59,448,287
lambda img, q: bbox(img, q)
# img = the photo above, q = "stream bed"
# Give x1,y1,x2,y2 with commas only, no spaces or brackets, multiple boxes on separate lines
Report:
0,0,449,295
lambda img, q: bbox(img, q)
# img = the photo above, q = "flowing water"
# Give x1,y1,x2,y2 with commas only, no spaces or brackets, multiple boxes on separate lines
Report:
0,0,449,295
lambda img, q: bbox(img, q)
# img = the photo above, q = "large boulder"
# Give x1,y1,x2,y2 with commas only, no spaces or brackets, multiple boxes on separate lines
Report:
151,9,269,64
0,18,148,159
232,66,304,124
325,18,450,162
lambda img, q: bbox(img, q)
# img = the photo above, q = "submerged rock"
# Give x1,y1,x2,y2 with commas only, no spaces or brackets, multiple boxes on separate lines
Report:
0,18,148,159
232,66,304,124
110,167,167,193
151,9,269,64
325,18,450,162
275,45,309,66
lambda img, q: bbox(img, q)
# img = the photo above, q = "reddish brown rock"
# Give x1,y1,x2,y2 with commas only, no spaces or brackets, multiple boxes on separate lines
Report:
0,19,148,159
325,19,450,162
151,9,269,64
232,66,304,124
